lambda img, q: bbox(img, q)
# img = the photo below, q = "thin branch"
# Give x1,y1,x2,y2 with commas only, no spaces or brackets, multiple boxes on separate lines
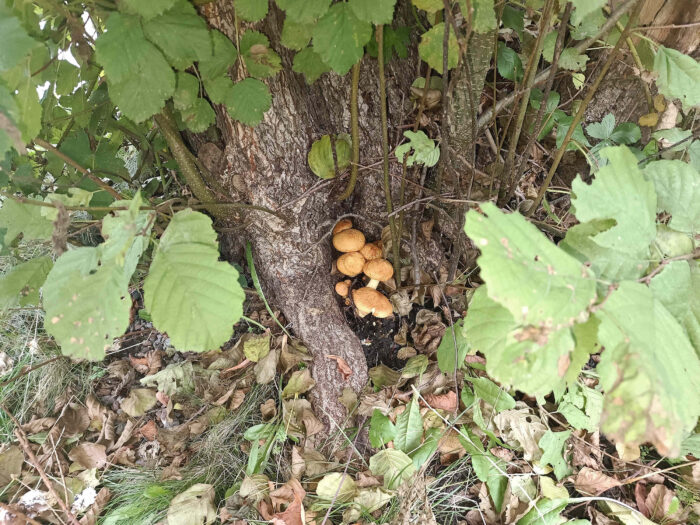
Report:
0,404,81,525
528,0,644,216
33,138,123,200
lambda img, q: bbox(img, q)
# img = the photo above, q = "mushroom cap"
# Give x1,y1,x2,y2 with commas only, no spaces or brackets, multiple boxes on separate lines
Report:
335,279,351,297
360,242,383,261
332,229,366,253
352,287,393,318
363,258,394,282
337,252,365,277
332,219,353,236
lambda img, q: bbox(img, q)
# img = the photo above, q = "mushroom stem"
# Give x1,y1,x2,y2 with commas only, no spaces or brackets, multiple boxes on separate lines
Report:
367,279,380,289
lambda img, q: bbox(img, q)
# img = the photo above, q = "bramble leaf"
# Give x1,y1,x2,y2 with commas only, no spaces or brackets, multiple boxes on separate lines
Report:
117,0,176,19
0,7,37,71
197,30,238,80
395,130,440,167
235,0,269,22
419,23,459,74
312,3,371,75
538,430,572,480
643,159,700,234
225,78,272,126
293,47,331,83
349,0,396,25
276,0,331,24
240,31,282,79
143,209,245,351
497,41,523,81
0,198,54,244
281,19,315,51
95,13,175,121
470,0,497,33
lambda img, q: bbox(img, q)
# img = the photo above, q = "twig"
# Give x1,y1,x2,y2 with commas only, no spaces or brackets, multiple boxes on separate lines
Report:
476,0,639,131
245,242,291,338
638,249,699,284
0,355,65,389
33,138,122,200
528,0,644,216
0,404,81,525
376,25,402,285
338,61,361,201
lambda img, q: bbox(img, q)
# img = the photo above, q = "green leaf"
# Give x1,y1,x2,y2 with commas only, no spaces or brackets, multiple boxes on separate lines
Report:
59,131,128,181
316,473,357,502
466,376,516,413
538,430,572,480
0,198,53,244
367,25,411,63
419,23,459,75
597,281,700,457
292,47,331,83
225,78,271,126
198,30,238,80
0,256,52,311
235,0,269,22
173,72,199,110
277,0,331,24
570,146,656,260
179,98,216,133
458,426,507,512
653,46,700,109
240,31,282,79
497,41,523,81
542,32,589,71
395,130,440,167
140,362,195,396
143,209,245,351
203,75,233,104
465,203,596,327
517,498,569,525
436,319,469,373
643,159,700,234
369,409,396,448
586,113,615,140
142,0,212,70
15,83,41,142
570,0,606,27
471,0,497,33
281,19,315,51
0,9,37,71
349,0,396,25
394,400,423,454
95,13,175,122
117,0,177,19
558,383,603,432
312,3,371,75
610,122,641,145
412,0,442,13
369,449,416,489
410,427,440,467
556,115,590,151
502,5,524,37
307,134,351,179
44,197,154,360
401,354,428,378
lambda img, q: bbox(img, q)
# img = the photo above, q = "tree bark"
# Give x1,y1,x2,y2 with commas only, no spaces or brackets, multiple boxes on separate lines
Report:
197,1,416,425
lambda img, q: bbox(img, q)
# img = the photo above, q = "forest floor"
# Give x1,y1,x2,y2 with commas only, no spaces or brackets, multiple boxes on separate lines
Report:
1,243,698,525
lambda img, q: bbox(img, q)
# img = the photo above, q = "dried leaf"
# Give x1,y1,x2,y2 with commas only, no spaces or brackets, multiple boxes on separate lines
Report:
282,368,316,398
121,388,157,417
326,355,353,379
68,443,107,470
0,445,23,486
139,420,157,441
574,467,621,495
254,348,279,385
644,484,684,522
493,403,547,461
166,483,216,525
422,391,458,412
260,399,277,420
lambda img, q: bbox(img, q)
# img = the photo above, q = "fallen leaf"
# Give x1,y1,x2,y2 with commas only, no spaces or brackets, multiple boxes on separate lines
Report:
423,391,458,412
139,420,157,441
316,472,357,502
644,484,685,522
254,348,279,385
121,388,157,417
243,333,271,362
397,346,417,359
493,403,547,461
167,484,216,525
0,445,23,486
229,390,246,410
56,403,90,437
260,399,277,420
326,355,352,379
68,443,107,470
574,467,620,495
78,487,111,525
282,368,316,398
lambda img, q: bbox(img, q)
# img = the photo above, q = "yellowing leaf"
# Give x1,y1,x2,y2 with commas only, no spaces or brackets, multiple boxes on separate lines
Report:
166,484,216,525
282,368,316,398
316,472,357,502
418,23,459,74
121,388,158,417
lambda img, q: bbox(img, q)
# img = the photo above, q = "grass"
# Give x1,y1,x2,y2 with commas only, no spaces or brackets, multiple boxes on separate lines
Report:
100,384,273,524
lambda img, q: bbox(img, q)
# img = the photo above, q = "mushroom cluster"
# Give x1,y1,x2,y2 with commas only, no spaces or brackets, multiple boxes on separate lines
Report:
331,219,394,318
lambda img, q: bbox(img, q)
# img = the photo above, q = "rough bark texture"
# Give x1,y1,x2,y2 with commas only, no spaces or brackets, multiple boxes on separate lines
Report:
197,1,416,425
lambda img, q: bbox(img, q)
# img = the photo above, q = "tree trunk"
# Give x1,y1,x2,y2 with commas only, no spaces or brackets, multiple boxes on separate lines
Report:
197,1,417,425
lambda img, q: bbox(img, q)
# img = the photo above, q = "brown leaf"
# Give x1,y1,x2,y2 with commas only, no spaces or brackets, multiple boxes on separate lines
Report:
21,417,56,434
291,446,305,480
79,487,111,525
326,355,353,380
260,399,277,420
0,446,23,487
229,390,246,411
139,420,157,441
644,484,683,521
574,467,620,495
68,443,107,470
422,391,458,412
56,403,90,437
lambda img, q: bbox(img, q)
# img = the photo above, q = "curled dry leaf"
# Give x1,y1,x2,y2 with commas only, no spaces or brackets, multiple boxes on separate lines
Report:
493,403,547,461
574,467,621,495
260,398,277,420
422,391,458,412
326,354,353,379
68,443,107,470
643,483,686,522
